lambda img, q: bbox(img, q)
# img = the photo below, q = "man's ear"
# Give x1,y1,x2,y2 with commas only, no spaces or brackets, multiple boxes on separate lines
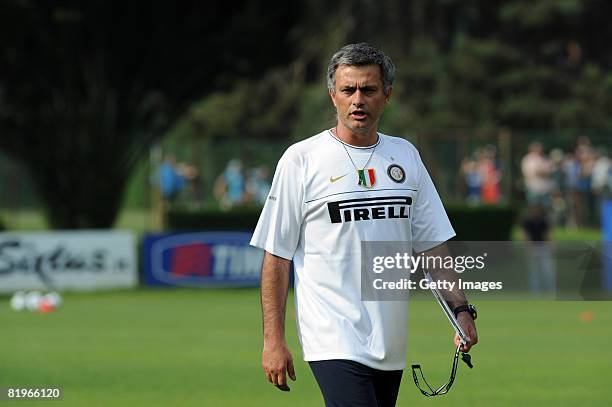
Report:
329,89,337,108
385,87,393,104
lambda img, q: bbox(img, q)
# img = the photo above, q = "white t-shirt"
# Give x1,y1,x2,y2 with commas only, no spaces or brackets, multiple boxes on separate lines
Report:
250,130,455,370
521,153,553,194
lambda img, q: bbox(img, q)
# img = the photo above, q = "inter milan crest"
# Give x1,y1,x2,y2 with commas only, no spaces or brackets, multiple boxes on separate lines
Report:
387,164,406,183
357,168,376,188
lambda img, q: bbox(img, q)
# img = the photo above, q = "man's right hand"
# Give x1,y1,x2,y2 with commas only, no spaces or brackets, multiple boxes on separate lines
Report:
262,341,296,391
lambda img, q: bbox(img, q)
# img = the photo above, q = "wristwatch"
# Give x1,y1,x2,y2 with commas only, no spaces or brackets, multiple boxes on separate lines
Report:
453,304,477,320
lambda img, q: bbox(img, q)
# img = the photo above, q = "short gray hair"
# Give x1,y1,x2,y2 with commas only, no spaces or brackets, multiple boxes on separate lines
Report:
327,43,395,96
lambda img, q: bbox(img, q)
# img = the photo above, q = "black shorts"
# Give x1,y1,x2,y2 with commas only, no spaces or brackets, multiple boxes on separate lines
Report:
309,359,403,407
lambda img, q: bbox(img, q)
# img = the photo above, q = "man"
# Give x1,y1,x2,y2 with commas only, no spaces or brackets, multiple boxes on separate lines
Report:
521,142,554,207
158,154,197,207
251,43,478,406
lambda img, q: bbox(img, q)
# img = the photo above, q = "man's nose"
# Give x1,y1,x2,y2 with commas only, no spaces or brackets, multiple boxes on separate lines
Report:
352,90,365,106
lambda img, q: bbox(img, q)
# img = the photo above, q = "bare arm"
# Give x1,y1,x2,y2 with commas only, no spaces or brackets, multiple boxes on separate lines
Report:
260,251,296,391
423,243,479,352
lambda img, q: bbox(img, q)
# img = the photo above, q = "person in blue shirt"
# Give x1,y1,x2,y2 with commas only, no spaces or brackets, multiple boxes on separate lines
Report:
214,159,246,210
158,154,195,206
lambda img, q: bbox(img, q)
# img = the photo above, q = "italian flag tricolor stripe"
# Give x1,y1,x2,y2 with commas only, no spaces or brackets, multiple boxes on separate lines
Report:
358,168,376,188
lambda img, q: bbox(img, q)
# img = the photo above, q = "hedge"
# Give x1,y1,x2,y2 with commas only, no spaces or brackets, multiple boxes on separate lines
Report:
445,204,518,241
167,204,518,241
167,207,260,232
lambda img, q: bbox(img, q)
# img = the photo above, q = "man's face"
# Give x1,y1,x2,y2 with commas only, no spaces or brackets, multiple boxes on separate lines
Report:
329,64,391,135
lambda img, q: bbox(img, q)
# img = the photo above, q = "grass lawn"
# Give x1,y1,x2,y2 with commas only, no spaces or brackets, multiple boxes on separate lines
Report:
512,226,602,241
0,209,155,236
1,210,608,405
1,289,611,406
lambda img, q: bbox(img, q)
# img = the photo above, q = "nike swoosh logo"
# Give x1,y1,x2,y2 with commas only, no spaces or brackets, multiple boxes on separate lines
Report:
330,174,348,183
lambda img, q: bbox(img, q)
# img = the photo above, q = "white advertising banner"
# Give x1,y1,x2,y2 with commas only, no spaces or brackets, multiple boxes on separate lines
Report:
0,230,137,292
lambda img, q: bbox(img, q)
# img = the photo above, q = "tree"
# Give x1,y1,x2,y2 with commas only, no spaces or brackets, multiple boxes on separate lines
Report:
0,0,298,228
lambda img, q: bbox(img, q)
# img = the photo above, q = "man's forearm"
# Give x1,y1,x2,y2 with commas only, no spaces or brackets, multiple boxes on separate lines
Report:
260,251,291,344
420,243,479,351
429,269,468,309
423,243,469,309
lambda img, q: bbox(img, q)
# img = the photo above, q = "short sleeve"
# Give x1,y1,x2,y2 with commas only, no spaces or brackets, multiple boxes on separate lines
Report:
411,152,456,253
250,153,304,260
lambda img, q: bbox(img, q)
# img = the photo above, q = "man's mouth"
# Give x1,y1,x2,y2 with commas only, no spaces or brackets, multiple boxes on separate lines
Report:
350,110,368,120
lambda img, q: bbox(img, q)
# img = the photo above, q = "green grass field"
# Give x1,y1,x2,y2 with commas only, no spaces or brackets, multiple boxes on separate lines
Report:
1,289,611,406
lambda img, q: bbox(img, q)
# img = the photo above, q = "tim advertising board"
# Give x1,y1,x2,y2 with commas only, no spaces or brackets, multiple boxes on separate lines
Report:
0,231,137,293
143,232,263,287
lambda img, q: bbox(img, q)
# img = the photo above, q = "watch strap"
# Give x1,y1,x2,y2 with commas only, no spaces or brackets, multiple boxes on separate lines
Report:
453,304,476,319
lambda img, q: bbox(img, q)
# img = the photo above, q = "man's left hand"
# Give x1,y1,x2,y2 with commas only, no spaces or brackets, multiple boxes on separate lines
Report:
454,313,478,352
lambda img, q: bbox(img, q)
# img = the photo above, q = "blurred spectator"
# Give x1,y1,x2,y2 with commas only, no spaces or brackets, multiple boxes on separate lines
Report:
461,152,482,205
522,204,556,293
592,147,611,223
214,159,246,210
549,148,565,194
521,142,553,207
592,148,611,195
549,148,568,227
562,152,580,228
246,166,271,206
576,143,596,226
550,190,568,227
479,145,502,204
566,39,582,67
157,154,197,208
